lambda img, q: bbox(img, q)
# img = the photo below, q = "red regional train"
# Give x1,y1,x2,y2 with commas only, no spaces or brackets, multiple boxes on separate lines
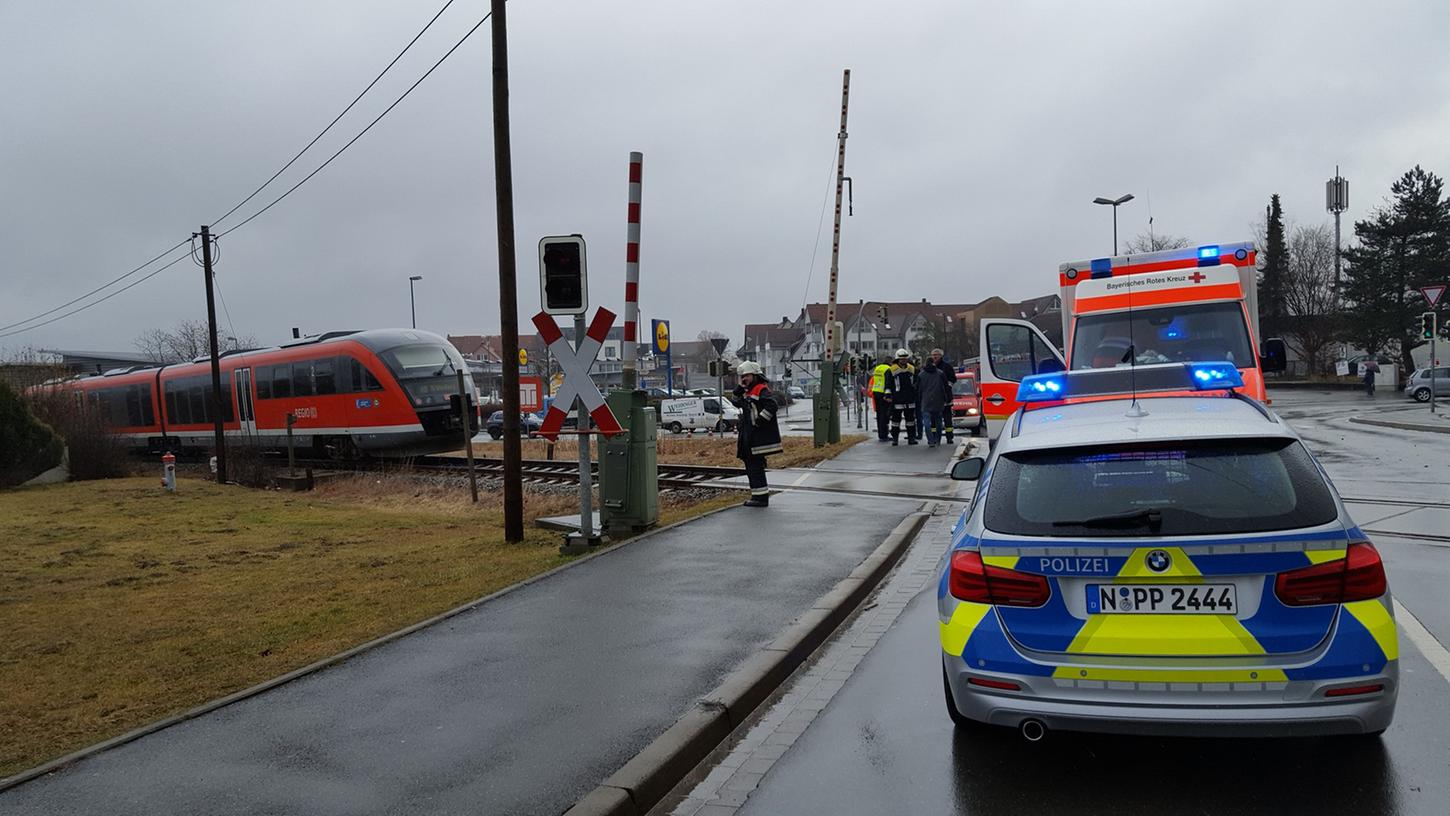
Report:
57,329,479,458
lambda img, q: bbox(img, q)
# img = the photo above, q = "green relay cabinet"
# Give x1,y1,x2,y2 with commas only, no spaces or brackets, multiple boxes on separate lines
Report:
599,389,658,532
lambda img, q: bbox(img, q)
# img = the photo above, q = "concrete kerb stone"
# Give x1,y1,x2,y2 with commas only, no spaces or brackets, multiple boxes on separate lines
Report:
0,500,744,794
597,704,732,812
562,509,931,816
1350,415,1450,435
566,784,637,816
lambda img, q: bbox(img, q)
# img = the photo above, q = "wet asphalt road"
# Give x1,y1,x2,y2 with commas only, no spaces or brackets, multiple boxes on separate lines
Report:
732,390,1450,816
1,487,918,816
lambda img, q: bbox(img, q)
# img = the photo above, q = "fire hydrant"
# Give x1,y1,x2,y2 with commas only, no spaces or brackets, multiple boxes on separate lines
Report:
162,452,176,492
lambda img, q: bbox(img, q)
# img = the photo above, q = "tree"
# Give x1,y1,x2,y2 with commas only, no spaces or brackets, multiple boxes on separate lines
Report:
696,329,737,363
1122,232,1191,254
134,320,257,363
1258,195,1291,340
1282,224,1342,374
0,378,64,487
1340,166,1450,367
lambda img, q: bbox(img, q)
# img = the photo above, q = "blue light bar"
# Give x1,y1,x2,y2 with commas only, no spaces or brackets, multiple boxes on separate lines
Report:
1015,362,1244,404
1188,362,1243,388
1017,372,1067,402
1198,245,1219,259
1089,258,1113,279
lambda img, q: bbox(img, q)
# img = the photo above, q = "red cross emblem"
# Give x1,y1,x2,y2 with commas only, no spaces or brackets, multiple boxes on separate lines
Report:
1188,271,1207,284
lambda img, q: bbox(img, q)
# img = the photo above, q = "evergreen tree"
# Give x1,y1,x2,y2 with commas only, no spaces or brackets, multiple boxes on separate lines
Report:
1259,194,1290,339
1340,166,1450,365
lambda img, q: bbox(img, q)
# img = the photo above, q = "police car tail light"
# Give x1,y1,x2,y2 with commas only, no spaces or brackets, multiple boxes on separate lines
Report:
949,551,1050,607
1274,542,1387,606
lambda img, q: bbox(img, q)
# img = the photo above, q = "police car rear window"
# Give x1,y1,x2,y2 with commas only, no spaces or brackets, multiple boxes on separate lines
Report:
983,439,1337,537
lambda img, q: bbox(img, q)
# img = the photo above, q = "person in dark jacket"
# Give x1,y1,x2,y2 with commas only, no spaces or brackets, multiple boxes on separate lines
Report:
917,347,956,448
730,361,783,507
884,348,919,446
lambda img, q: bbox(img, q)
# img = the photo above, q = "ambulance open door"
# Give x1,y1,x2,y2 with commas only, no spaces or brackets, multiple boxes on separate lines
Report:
978,318,1065,439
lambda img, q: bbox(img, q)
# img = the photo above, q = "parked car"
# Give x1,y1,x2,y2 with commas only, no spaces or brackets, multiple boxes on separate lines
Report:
485,410,544,439
1404,367,1449,402
685,387,718,397
659,396,739,434
788,386,807,400
949,374,985,435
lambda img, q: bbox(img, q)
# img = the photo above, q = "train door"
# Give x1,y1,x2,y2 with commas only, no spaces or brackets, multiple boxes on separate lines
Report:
234,368,257,438
978,318,1064,439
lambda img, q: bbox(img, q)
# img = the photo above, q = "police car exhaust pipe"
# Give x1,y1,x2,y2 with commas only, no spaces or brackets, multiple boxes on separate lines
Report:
1020,719,1047,742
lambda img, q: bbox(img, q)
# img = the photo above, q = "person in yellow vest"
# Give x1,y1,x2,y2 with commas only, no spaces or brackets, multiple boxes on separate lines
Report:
871,360,891,441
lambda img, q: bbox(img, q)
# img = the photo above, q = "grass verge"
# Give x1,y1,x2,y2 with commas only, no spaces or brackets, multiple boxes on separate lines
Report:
0,476,737,777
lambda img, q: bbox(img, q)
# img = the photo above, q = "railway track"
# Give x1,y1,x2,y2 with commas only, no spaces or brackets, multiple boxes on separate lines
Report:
297,456,748,491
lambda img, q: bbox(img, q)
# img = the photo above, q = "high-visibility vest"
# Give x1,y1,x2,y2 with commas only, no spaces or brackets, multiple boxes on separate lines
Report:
871,364,890,393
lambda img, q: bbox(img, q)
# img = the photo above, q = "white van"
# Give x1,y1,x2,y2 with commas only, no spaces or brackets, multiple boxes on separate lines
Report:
659,396,739,434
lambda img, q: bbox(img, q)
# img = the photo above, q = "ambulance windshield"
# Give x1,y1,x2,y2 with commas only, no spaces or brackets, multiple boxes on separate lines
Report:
1071,302,1253,370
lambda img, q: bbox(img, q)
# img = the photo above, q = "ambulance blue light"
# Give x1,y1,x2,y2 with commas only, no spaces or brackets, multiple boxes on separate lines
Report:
1090,258,1113,279
1017,373,1066,402
1188,362,1243,388
1198,245,1220,259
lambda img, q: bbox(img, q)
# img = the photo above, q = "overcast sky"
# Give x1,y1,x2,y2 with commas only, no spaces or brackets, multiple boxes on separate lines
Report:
4,0,1449,357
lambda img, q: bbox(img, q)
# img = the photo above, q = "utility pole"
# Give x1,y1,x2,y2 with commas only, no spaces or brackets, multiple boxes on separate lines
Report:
197,225,227,484
815,68,850,448
491,0,524,541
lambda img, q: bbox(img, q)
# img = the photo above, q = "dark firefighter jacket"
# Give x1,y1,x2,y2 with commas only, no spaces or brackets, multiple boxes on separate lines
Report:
731,380,783,458
884,363,918,407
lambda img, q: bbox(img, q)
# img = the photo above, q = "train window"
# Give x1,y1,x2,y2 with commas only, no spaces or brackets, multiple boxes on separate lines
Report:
256,372,271,400
189,382,207,423
349,359,384,392
139,385,155,425
292,363,315,397
271,365,292,399
125,386,143,426
314,358,337,395
331,357,352,393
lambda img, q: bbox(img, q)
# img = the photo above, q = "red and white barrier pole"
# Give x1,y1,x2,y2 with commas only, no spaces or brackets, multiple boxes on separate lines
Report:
622,151,643,390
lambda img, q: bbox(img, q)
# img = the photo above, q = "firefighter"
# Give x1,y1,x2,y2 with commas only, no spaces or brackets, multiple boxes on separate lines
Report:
730,360,783,507
871,359,891,441
884,348,919,446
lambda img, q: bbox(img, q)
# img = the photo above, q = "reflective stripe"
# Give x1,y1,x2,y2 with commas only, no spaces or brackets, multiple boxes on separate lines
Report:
751,487,770,496
939,601,992,657
751,443,783,455
1344,599,1399,661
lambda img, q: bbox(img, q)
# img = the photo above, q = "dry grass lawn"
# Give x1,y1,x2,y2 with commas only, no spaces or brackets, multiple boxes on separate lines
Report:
468,434,866,469
0,476,737,778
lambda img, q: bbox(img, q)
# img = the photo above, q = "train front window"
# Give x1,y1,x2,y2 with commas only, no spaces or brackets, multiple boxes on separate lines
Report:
380,345,470,408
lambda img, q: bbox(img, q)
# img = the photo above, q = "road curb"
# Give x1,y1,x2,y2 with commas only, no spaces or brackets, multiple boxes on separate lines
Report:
562,509,931,816
0,500,743,794
1349,415,1450,435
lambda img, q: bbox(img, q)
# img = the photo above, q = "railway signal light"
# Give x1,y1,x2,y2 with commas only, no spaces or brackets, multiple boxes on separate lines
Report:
538,235,588,315
1422,312,1437,340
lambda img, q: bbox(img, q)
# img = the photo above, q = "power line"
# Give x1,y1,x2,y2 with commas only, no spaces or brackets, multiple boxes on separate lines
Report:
219,10,492,239
0,250,193,339
0,238,189,333
209,0,460,229
3,6,490,339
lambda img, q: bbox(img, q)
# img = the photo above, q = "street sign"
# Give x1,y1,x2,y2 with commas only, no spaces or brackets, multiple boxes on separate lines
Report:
519,375,543,413
1335,360,1350,377
538,235,588,316
652,319,670,354
531,308,624,440
709,336,729,356
1422,284,1446,307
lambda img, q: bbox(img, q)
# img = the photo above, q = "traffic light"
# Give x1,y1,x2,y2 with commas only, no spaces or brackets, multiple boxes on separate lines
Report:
538,236,588,315
1422,312,1437,340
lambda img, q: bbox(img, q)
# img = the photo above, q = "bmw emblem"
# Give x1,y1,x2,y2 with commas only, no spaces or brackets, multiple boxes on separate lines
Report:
1146,550,1171,573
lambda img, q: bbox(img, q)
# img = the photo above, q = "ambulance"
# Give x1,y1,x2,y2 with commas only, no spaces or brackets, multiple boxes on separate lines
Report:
978,242,1287,437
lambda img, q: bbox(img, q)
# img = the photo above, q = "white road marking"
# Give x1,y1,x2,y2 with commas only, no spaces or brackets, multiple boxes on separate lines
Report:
1394,599,1450,686
792,471,812,486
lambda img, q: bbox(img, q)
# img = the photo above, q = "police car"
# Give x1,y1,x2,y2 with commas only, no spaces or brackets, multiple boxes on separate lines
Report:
938,363,1397,739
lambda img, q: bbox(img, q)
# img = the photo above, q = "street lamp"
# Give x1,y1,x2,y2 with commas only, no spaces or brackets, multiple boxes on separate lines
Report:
408,275,423,329
1092,193,1135,255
